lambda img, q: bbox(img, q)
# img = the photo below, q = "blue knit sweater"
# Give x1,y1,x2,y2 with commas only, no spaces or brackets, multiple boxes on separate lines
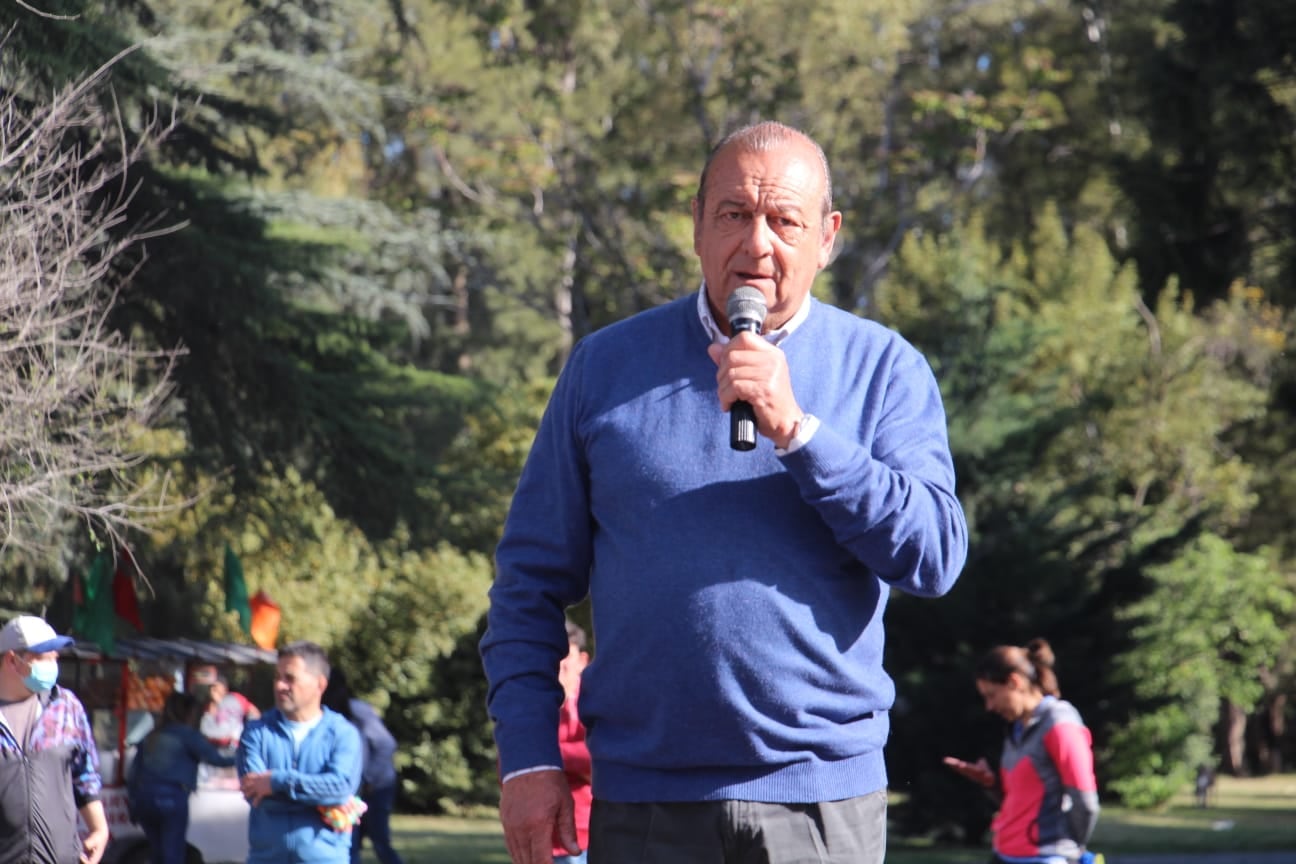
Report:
482,293,967,804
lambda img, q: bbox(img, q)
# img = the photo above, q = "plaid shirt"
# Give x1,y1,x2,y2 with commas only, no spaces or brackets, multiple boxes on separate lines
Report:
0,683,102,804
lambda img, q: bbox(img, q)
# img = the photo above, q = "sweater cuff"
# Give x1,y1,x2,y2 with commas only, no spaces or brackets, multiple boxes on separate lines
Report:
502,765,564,784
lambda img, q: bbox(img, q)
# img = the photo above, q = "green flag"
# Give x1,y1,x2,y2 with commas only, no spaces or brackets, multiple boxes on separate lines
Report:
224,543,252,634
73,551,116,653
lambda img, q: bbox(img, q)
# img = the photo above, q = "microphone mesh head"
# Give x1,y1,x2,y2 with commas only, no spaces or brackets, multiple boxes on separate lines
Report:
726,285,768,327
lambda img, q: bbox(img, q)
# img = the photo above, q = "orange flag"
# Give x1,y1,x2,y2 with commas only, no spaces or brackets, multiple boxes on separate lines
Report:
249,590,281,650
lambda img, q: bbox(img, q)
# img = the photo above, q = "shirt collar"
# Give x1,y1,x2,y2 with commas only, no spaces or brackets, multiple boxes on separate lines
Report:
696,283,810,345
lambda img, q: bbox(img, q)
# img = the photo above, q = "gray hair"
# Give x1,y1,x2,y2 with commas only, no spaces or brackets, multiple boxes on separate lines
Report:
695,121,834,221
278,640,331,680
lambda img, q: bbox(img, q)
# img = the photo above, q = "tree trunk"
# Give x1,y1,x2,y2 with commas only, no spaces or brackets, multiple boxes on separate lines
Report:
1221,701,1248,775
1263,694,1287,773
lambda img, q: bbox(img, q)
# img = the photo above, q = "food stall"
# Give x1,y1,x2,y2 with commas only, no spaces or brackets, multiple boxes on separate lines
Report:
61,637,277,864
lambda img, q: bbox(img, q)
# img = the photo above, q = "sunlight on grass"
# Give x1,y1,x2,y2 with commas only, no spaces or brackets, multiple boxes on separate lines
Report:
382,775,1296,864
385,813,509,864
1090,773,1296,854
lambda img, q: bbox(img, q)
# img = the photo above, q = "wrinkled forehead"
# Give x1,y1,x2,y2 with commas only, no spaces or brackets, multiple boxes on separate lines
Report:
703,145,826,212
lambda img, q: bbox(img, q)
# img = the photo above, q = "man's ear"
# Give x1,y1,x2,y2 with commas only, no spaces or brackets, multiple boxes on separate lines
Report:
818,211,842,269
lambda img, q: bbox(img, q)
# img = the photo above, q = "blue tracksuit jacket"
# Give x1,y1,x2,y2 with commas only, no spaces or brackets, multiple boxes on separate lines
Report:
237,707,362,863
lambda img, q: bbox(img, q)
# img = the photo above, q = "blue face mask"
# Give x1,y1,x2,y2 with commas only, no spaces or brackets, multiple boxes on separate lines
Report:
22,659,59,693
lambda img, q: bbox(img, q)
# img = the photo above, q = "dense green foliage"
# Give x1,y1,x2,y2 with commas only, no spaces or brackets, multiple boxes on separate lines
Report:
2,0,1294,834
879,209,1289,836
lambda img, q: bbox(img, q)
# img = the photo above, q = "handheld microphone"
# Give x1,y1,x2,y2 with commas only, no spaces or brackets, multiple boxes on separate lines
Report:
725,286,767,452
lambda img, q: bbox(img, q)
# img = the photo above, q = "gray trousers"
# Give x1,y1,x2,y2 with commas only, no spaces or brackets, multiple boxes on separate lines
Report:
587,790,887,864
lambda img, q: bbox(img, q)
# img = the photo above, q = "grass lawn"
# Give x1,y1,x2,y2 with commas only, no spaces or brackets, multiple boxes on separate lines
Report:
375,774,1296,864
1086,772,1296,854
381,813,511,864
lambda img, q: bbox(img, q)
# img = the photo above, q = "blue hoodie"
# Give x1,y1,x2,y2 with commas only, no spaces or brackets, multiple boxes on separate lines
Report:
237,707,362,864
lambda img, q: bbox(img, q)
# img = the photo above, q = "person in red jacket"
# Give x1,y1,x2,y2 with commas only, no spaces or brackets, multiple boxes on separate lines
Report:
944,638,1101,864
555,619,591,864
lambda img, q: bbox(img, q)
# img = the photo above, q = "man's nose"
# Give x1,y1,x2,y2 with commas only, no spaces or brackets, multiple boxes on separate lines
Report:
742,216,774,256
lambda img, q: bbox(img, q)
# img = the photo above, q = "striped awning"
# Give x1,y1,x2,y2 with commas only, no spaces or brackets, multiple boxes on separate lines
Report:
61,636,277,666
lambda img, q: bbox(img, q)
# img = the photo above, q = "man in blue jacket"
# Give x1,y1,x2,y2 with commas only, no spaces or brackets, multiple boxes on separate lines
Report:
238,641,362,864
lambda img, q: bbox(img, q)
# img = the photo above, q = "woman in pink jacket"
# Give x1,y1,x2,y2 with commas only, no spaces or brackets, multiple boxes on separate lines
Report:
944,639,1101,864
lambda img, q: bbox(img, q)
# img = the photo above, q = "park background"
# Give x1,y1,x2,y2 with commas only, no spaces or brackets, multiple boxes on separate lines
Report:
2,0,1295,853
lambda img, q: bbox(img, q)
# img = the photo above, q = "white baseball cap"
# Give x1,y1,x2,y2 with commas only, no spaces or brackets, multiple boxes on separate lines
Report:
0,615,74,654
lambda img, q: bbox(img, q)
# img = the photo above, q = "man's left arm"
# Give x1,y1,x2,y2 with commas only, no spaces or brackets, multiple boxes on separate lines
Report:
67,694,107,864
67,692,103,803
78,800,108,864
270,723,362,806
782,345,968,597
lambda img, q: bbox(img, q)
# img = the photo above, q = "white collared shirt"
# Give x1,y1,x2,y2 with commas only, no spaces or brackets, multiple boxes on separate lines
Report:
695,282,811,345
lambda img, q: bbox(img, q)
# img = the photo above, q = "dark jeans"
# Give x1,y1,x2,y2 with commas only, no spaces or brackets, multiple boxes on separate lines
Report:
588,791,887,864
133,782,190,864
352,783,404,864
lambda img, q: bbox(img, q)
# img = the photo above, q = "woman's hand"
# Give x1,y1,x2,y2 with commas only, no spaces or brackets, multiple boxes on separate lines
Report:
942,755,996,788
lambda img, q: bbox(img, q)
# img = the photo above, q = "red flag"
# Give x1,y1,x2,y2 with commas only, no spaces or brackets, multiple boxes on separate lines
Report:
112,549,144,631
250,590,281,650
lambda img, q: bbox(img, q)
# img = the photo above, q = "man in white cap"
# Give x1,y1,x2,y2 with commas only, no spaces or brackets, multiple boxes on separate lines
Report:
0,614,108,864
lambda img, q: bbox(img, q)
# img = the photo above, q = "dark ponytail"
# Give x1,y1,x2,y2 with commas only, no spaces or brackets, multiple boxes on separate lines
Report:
975,638,1061,697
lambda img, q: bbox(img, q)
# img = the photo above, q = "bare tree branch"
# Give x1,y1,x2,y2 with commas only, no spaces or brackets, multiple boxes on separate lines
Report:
0,50,187,556
9,0,80,22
